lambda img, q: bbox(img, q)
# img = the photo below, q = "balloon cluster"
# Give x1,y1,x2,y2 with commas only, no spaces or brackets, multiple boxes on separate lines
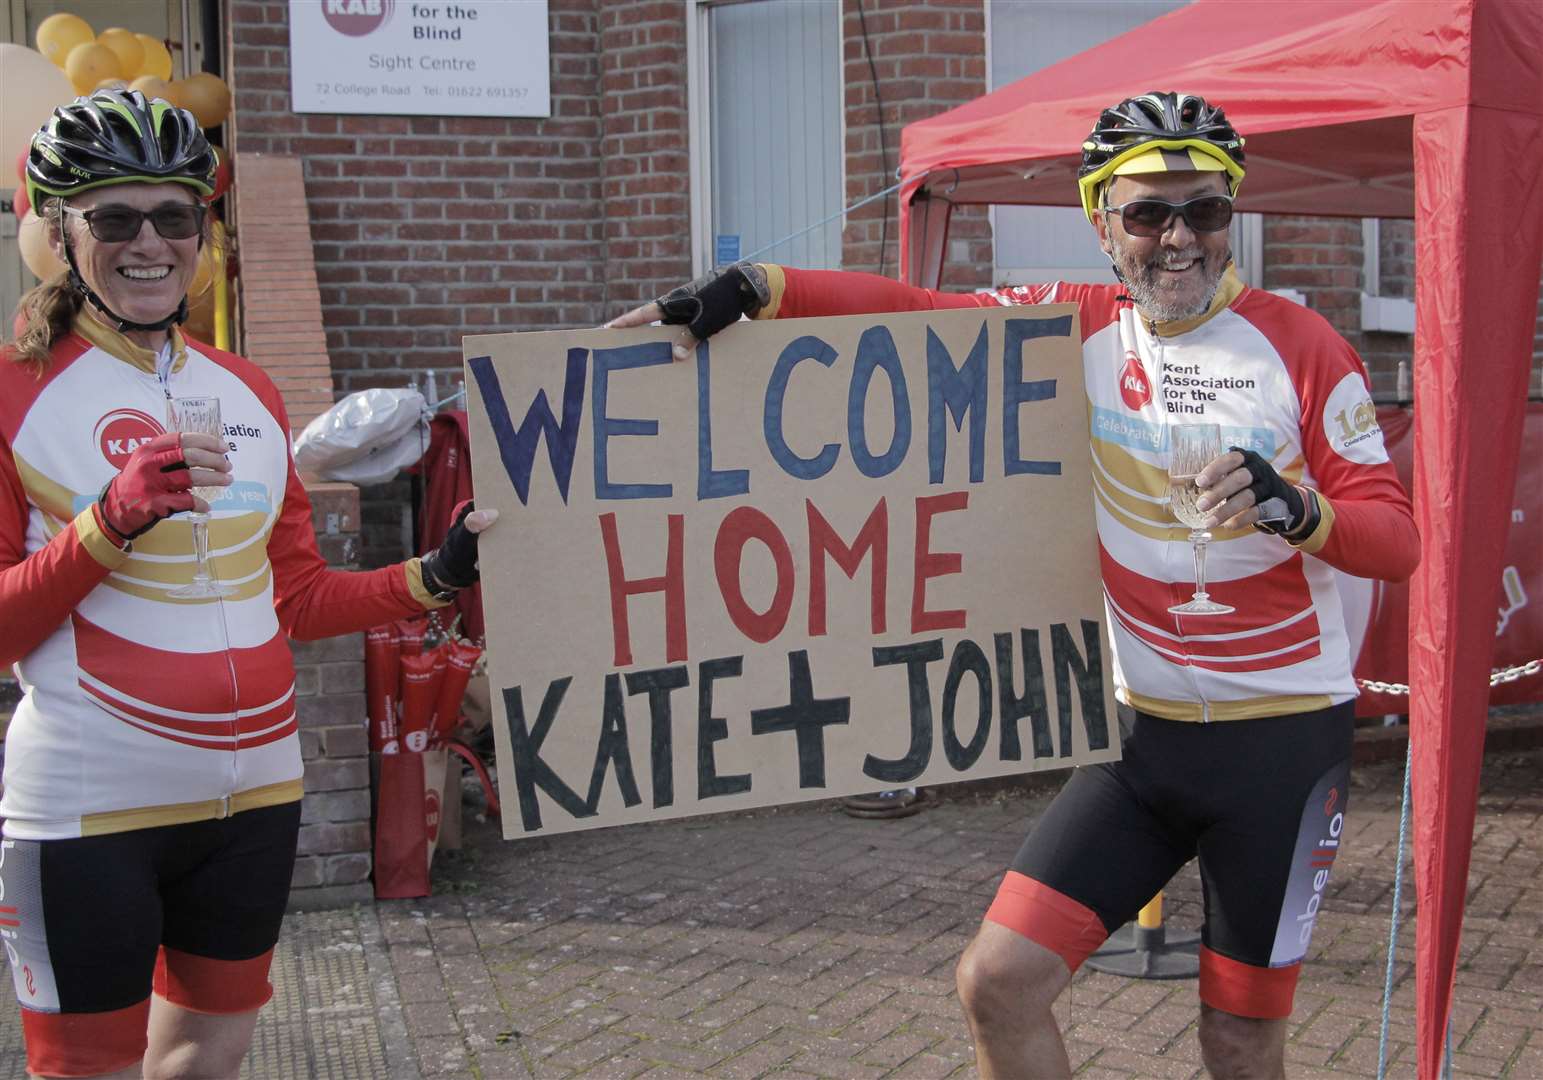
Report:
2,12,237,312
34,14,231,126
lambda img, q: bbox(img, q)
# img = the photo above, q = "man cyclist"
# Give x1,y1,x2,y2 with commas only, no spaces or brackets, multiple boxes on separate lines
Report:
609,92,1419,1078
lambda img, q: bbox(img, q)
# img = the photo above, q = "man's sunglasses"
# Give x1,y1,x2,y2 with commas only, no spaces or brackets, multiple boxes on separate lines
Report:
63,203,206,243
1102,194,1234,237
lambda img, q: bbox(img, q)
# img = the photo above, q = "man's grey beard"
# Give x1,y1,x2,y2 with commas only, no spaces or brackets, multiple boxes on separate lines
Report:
1113,242,1231,323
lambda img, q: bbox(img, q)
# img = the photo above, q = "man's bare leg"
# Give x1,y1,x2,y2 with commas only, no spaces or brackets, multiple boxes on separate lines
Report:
1199,1003,1287,1080
956,920,1073,1079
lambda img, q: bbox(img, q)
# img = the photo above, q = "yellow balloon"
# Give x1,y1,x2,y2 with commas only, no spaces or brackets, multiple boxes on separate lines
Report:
129,75,177,107
35,13,94,68
64,42,121,95
0,43,75,168
96,28,145,79
135,34,173,81
17,209,66,283
178,73,232,129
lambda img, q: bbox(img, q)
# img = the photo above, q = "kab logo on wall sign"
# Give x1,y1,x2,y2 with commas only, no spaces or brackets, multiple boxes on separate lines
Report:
1120,352,1152,411
323,0,394,35
94,409,165,468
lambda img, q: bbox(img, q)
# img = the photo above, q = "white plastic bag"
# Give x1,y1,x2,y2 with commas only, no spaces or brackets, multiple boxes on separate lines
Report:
317,425,431,486
294,388,429,481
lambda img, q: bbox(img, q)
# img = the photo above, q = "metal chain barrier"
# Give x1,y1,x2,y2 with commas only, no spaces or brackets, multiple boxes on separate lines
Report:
1358,657,1543,696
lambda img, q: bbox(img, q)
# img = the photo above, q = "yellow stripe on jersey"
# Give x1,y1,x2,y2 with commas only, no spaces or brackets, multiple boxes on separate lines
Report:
12,451,77,523
406,558,454,610
755,263,788,322
127,511,273,556
80,779,304,836
104,565,273,605
74,505,130,569
1290,488,1335,555
1121,690,1334,723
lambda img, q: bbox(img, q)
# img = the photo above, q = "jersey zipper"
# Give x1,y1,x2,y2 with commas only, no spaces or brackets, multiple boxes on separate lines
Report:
1150,327,1212,722
154,362,243,790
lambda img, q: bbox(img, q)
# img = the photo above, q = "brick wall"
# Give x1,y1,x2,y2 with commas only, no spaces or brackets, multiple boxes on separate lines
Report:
225,0,609,397
289,483,374,909
840,0,991,291
596,0,692,317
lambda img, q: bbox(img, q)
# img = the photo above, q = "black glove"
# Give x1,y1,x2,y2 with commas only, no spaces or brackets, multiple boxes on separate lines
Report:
656,261,772,341
1230,447,1308,535
421,502,483,598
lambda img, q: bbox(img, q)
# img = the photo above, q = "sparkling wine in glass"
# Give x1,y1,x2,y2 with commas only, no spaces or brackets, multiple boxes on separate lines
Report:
1167,423,1234,616
167,395,235,599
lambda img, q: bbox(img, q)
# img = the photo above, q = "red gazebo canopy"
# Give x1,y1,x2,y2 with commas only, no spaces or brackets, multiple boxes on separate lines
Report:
897,3,1543,1076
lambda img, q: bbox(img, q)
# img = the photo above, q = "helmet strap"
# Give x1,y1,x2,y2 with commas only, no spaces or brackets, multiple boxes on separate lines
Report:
60,223,188,334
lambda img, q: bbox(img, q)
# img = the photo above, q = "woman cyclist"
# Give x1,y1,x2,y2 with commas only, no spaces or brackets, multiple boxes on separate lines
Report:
0,90,493,1079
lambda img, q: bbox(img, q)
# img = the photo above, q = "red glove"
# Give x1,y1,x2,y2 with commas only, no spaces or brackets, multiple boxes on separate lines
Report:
98,432,196,542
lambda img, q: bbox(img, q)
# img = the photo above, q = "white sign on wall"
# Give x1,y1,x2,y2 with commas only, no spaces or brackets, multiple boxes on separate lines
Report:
288,0,550,118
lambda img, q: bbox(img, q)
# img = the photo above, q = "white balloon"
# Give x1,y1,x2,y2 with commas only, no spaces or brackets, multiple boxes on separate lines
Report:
0,44,75,179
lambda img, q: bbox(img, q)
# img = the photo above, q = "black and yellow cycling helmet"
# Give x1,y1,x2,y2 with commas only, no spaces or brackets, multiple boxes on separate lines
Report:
26,89,216,211
1077,92,1245,223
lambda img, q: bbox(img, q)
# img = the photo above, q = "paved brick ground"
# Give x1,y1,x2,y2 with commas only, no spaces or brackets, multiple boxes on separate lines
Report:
3,745,1540,1078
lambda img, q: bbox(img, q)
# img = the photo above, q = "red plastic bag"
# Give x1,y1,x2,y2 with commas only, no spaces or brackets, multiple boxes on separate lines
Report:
398,645,446,753
432,639,483,744
372,748,447,899
365,623,400,753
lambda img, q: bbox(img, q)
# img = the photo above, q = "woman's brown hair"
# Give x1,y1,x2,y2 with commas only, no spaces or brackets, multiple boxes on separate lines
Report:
7,199,83,371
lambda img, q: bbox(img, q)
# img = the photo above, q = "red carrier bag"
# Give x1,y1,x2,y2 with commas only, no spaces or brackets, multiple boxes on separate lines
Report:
372,747,448,899
431,639,483,744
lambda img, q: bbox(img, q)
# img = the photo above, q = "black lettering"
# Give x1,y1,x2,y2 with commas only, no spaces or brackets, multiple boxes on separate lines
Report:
1051,619,1109,754
941,638,992,771
697,657,752,799
585,674,642,811
864,639,944,782
750,650,850,788
995,629,1051,760
625,664,690,808
502,680,592,831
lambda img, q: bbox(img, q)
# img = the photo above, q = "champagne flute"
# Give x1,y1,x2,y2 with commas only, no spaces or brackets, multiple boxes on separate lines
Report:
167,395,236,599
1166,423,1234,616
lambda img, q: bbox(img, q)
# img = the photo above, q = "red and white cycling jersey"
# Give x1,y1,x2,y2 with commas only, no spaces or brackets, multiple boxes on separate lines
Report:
757,265,1418,722
0,317,444,840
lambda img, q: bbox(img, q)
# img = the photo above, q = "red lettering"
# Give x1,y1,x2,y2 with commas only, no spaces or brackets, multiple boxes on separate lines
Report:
714,507,795,644
806,498,888,637
599,512,687,666
911,491,969,633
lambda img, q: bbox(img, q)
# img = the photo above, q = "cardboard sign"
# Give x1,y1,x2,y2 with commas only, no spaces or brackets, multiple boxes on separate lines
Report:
464,306,1118,838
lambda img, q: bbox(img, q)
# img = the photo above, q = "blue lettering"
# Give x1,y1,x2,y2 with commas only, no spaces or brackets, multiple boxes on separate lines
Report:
467,350,586,504
1003,317,1067,477
764,335,840,480
848,326,912,479
695,341,750,500
926,324,987,484
593,342,673,500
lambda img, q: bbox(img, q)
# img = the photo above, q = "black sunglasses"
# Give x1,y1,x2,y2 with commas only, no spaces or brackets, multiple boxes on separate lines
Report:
1102,194,1234,237
63,203,206,243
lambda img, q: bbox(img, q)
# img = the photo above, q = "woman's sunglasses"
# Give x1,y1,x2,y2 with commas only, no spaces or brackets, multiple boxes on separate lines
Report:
63,203,206,243
1102,194,1234,238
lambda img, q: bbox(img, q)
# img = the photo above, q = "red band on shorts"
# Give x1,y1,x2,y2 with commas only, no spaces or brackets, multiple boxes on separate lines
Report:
984,870,1109,973
22,998,149,1077
154,945,275,1014
1199,945,1300,1019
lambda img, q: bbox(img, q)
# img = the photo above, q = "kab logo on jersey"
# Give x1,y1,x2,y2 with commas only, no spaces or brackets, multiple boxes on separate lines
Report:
94,409,166,469
323,0,394,36
1119,352,1152,411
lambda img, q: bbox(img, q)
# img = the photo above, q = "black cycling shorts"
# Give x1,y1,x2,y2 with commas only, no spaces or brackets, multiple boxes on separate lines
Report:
0,801,300,1077
985,702,1353,1019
